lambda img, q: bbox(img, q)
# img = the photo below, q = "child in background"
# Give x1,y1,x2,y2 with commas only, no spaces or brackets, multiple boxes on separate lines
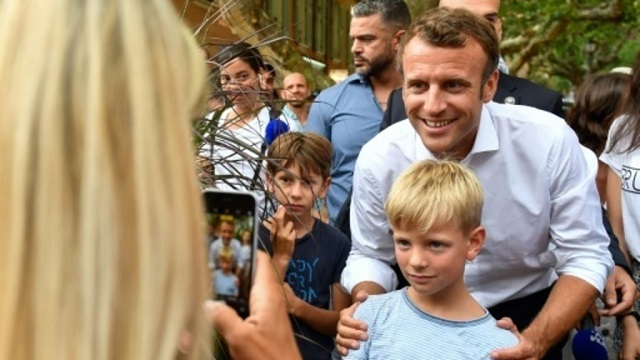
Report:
566,72,631,203
259,132,352,360
213,254,239,298
600,56,640,359
346,160,518,359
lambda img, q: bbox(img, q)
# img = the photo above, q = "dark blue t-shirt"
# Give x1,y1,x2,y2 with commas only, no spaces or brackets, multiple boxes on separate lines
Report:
259,220,351,360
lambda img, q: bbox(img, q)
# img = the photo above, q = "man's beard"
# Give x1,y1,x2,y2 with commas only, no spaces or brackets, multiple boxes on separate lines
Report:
288,99,306,108
354,50,395,77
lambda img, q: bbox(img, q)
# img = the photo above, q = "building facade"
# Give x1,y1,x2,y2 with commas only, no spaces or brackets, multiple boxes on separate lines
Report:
174,0,355,83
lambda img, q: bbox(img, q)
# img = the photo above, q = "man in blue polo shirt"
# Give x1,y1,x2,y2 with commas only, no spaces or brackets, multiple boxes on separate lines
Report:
306,0,410,224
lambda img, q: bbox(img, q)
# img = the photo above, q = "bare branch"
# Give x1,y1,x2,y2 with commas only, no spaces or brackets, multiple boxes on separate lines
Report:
575,0,623,20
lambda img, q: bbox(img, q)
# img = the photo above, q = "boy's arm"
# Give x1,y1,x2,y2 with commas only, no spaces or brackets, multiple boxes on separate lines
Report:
620,315,640,360
332,283,353,313
282,283,344,337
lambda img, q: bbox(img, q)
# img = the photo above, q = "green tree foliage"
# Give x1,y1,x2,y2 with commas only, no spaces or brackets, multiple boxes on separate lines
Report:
501,0,640,92
407,0,640,93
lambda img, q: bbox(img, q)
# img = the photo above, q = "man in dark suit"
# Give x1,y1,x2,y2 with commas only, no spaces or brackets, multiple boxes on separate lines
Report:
494,72,565,117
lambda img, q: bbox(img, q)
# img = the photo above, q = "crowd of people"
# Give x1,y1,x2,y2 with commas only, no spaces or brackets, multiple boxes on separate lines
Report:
202,0,640,359
3,0,640,359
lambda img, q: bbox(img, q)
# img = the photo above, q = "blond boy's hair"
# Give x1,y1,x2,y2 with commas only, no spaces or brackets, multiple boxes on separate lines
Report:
266,132,332,179
385,160,484,234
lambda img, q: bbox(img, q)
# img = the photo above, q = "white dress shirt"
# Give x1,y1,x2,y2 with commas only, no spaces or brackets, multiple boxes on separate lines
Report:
342,102,613,308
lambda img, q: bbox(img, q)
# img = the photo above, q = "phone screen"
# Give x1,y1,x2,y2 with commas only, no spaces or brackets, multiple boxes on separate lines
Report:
203,189,257,318
204,189,258,359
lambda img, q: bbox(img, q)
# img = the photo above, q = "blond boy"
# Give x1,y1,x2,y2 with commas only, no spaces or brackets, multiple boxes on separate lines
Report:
346,160,518,359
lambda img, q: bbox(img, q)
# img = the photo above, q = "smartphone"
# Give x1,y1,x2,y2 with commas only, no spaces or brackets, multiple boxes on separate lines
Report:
203,189,258,318
204,189,258,359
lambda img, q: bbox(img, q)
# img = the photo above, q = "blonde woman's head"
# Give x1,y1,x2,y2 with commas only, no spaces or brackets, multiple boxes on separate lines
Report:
0,0,208,359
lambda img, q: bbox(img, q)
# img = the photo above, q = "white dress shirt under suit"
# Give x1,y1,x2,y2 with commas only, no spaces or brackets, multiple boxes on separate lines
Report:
342,102,613,308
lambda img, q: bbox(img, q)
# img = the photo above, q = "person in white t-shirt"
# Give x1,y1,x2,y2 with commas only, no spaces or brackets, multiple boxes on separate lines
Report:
600,54,640,360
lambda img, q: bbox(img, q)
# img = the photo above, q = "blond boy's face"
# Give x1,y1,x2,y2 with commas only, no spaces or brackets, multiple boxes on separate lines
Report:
393,221,484,298
268,163,330,221
219,257,232,272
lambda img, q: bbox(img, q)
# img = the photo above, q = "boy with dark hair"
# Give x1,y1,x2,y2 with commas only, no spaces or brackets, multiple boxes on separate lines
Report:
346,160,518,359
259,132,352,359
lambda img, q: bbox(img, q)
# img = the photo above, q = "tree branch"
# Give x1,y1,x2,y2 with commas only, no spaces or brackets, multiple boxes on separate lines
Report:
509,19,569,74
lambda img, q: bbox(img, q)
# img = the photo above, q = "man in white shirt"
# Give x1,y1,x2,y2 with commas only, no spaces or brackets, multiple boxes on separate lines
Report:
339,8,612,360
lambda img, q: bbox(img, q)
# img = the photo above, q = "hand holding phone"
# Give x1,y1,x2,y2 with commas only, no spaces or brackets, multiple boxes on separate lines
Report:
206,251,302,360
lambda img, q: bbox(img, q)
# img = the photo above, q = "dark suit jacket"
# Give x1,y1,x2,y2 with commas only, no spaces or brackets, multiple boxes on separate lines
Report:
494,73,565,119
380,72,564,131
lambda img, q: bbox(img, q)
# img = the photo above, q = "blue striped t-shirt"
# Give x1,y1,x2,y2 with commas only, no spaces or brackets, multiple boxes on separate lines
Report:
345,288,519,359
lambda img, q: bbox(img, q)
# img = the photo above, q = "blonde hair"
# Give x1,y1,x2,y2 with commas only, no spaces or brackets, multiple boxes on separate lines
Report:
0,0,208,359
385,160,483,234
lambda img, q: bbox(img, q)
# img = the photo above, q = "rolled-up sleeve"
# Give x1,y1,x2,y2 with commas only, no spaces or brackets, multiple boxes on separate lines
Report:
341,161,398,294
549,126,613,292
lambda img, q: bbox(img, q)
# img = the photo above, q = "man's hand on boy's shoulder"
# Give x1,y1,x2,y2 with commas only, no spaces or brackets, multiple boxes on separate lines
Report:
490,317,542,360
336,291,370,356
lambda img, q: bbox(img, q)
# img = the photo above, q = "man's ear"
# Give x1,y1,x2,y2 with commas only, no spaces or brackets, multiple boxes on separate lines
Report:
466,226,486,261
482,69,499,103
392,29,406,52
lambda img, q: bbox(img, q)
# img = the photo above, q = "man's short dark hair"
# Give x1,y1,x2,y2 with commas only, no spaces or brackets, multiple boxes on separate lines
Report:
351,0,411,31
398,7,499,84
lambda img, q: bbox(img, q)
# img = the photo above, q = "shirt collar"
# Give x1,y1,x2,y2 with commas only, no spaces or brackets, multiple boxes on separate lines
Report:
412,104,499,160
469,105,499,155
281,105,299,121
345,72,369,85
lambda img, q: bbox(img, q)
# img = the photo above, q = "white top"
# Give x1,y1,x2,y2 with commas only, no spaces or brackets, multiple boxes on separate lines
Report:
600,116,640,261
200,107,270,211
342,102,613,308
